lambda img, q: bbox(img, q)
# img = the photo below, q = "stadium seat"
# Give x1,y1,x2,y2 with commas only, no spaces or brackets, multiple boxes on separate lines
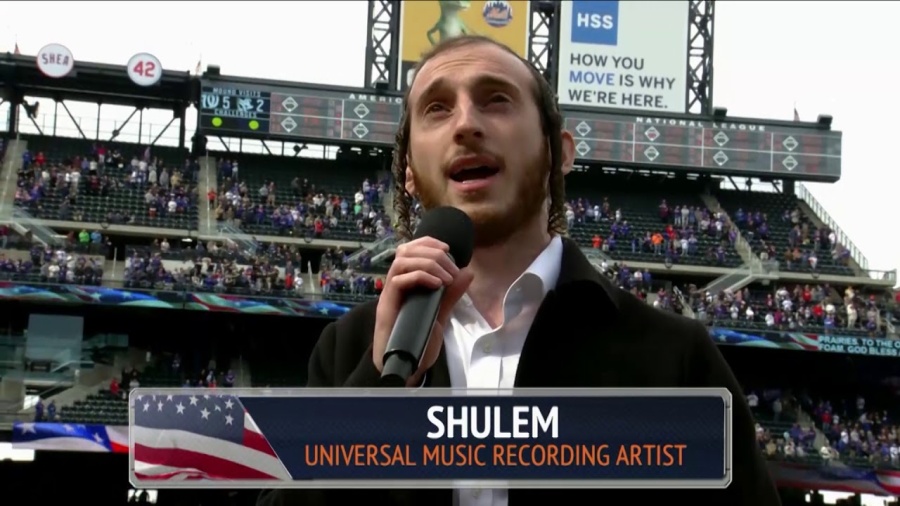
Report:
212,152,391,243
564,173,744,267
15,135,198,231
56,364,188,425
715,190,856,276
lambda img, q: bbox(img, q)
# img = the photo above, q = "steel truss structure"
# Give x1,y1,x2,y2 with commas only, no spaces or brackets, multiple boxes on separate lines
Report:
363,0,716,115
0,53,192,148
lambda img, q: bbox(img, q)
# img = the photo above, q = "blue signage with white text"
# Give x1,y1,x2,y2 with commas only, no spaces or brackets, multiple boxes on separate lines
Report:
571,0,620,45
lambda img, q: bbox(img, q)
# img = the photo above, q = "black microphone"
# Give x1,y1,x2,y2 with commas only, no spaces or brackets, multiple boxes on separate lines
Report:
380,206,474,387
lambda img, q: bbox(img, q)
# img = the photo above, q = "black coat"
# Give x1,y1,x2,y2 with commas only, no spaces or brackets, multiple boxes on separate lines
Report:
258,238,781,506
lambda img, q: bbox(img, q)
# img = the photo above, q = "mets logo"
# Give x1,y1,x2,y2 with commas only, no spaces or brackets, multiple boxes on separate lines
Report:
482,0,513,28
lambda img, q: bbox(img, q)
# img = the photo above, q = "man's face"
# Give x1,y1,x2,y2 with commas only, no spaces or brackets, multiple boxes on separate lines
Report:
405,43,550,247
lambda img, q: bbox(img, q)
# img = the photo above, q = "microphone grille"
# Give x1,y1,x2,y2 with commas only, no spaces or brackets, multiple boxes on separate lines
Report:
412,206,475,268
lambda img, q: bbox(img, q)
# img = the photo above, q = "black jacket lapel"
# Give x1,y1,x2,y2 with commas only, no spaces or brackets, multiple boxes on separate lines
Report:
514,238,621,388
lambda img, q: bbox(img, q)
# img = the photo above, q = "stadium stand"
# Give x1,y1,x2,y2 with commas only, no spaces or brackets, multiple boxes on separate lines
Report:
0,237,107,285
716,189,856,276
688,283,891,337
565,171,745,268
709,343,900,481
213,153,392,242
14,135,198,230
117,241,383,300
52,358,240,426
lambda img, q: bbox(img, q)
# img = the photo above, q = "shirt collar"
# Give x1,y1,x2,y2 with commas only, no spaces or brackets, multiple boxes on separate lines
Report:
521,234,563,298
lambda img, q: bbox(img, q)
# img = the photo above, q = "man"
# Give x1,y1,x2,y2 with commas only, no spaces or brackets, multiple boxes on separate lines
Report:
258,35,781,506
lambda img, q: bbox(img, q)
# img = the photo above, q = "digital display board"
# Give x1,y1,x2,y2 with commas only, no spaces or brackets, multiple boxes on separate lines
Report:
565,112,842,181
199,80,842,181
199,80,401,146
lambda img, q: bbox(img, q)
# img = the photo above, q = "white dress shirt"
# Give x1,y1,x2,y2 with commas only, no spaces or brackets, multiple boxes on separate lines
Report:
443,235,563,506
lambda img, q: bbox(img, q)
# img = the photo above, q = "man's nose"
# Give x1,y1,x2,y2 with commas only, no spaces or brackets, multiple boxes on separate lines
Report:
452,101,485,144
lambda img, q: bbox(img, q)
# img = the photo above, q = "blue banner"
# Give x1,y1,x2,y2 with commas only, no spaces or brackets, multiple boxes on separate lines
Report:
129,388,731,488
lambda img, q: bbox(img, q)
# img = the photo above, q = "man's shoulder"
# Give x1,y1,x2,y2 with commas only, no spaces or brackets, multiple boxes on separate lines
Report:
331,299,379,337
609,288,708,350
316,299,379,360
307,299,380,387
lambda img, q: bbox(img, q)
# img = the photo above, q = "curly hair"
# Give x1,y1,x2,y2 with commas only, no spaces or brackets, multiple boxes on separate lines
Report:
390,35,567,242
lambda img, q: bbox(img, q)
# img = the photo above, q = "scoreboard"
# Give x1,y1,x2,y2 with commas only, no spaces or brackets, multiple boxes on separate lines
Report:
199,80,400,146
566,112,842,181
199,79,842,182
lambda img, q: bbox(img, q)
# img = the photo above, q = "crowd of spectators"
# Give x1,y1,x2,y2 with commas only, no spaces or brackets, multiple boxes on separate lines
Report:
14,144,198,224
590,254,896,337
814,396,899,468
110,356,236,398
752,390,900,469
4,150,897,335
0,237,105,286
123,238,306,297
575,198,739,266
686,283,888,337
319,245,384,298
732,207,854,272
48,354,238,427
210,158,392,241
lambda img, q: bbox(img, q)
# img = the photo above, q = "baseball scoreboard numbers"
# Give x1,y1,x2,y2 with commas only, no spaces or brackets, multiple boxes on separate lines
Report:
199,80,401,146
198,80,842,182
199,86,271,133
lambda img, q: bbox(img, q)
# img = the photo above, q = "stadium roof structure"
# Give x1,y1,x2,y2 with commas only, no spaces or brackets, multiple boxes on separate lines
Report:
0,52,192,110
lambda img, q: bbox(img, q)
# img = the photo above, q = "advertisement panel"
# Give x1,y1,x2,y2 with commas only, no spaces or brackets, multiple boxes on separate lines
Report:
397,0,531,91
557,1,690,113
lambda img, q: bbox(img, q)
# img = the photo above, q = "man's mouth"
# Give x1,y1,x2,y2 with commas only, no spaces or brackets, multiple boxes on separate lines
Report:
450,166,500,183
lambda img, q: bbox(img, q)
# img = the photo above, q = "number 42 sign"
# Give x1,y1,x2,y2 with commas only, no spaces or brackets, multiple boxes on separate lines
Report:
127,52,163,87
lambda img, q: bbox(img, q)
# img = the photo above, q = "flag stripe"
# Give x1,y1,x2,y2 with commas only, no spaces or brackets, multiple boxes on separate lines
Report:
135,443,279,480
132,394,290,481
135,471,207,481
15,436,110,452
135,470,209,480
245,427,277,457
243,414,278,457
135,461,212,480
132,425,290,480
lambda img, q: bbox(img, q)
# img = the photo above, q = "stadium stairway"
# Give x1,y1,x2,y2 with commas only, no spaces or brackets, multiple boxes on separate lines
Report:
198,155,217,236
103,256,126,285
795,184,868,278
699,192,779,294
231,357,251,387
796,410,830,450
0,139,25,223
2,347,149,428
699,193,759,267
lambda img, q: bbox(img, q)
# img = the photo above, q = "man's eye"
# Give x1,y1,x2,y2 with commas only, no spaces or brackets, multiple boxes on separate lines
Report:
425,103,446,114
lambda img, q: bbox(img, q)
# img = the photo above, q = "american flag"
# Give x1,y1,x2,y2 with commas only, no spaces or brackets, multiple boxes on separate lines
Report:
13,422,128,453
133,393,291,481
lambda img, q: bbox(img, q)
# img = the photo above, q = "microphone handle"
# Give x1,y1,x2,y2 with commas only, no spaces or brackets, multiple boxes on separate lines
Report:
381,285,446,386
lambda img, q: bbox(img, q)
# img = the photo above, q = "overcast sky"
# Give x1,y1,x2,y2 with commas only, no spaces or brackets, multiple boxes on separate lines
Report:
2,1,897,291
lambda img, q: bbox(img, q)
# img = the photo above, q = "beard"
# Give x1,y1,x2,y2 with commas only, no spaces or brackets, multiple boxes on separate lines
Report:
411,156,549,248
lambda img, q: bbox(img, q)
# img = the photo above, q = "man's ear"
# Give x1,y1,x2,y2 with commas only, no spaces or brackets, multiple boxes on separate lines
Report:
560,130,575,176
404,156,416,196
